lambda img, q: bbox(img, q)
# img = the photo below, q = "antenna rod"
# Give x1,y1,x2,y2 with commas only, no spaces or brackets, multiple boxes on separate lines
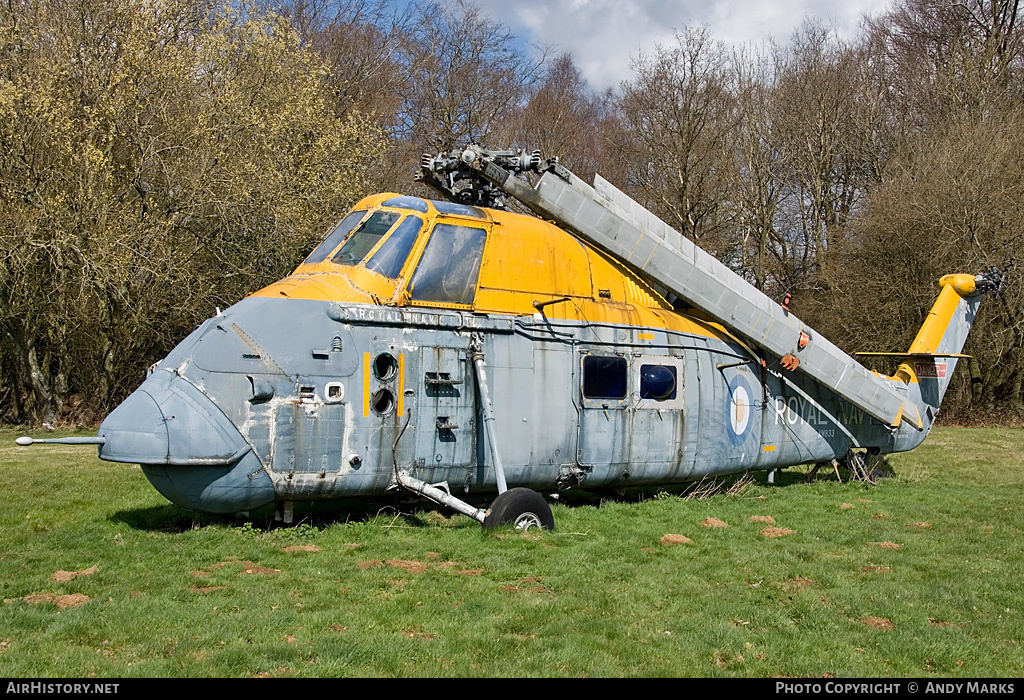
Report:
15,436,105,446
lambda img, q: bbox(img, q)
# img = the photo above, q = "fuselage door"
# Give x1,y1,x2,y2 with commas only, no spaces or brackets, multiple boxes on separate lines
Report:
576,352,631,480
414,346,477,470
626,355,687,481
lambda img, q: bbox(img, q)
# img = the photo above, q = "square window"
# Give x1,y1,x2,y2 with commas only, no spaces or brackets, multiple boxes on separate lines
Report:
583,356,627,399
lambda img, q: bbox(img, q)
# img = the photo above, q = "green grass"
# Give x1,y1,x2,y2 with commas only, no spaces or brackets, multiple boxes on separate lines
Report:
0,426,1022,677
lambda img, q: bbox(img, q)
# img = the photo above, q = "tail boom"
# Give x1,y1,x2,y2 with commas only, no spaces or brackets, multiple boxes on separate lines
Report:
886,271,1001,442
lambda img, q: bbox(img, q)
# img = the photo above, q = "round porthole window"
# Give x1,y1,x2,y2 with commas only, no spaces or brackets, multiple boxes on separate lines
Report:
372,388,395,415
640,364,677,401
373,353,398,381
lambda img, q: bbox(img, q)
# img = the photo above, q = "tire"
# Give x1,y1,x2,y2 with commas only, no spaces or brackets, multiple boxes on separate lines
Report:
482,487,555,531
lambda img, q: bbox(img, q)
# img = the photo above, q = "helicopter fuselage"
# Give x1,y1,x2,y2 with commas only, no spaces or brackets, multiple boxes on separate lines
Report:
92,193,958,515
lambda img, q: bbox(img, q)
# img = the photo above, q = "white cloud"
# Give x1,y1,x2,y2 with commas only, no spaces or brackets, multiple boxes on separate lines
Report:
471,0,894,90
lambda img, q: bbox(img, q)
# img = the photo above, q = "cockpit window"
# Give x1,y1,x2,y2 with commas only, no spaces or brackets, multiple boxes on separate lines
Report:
304,210,366,263
364,215,423,279
332,211,400,266
408,223,486,306
432,200,486,218
382,196,429,213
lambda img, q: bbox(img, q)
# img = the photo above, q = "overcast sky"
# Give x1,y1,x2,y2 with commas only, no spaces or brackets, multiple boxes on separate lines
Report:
470,0,895,91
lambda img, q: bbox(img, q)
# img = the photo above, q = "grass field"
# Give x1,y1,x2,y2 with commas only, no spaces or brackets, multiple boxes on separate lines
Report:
0,425,1022,678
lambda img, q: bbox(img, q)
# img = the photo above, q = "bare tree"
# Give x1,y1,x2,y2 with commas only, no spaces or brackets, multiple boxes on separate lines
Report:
818,108,1024,416
770,23,887,292
612,26,739,258
397,0,547,151
729,44,783,291
866,0,1024,126
272,0,414,122
512,53,611,181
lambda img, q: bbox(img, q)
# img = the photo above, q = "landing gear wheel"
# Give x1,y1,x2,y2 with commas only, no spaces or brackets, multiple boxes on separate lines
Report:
483,488,555,531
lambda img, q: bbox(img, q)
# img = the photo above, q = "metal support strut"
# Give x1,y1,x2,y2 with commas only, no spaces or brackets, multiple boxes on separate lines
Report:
391,408,487,523
470,333,508,494
395,472,487,523
389,335,509,524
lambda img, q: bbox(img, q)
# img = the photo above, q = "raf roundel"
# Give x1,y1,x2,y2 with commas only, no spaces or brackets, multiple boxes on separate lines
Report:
727,374,754,446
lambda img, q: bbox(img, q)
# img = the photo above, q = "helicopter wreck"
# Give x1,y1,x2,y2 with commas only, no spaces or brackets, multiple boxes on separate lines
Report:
17,147,1001,530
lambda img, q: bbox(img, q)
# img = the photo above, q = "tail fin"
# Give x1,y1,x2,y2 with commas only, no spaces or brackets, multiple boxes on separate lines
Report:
894,270,1001,417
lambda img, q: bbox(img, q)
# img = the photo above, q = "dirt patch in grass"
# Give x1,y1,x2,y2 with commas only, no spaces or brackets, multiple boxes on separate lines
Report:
854,498,874,503
56,594,89,609
425,552,440,559
24,594,55,605
861,617,894,630
357,560,382,569
25,593,92,609
51,566,98,583
748,515,776,524
701,517,728,528
871,514,889,520
907,522,932,529
0,640,9,654
861,565,891,573
660,534,692,545
760,527,795,538
385,560,428,574
867,542,900,550
840,503,855,509
282,545,320,553
191,570,210,578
